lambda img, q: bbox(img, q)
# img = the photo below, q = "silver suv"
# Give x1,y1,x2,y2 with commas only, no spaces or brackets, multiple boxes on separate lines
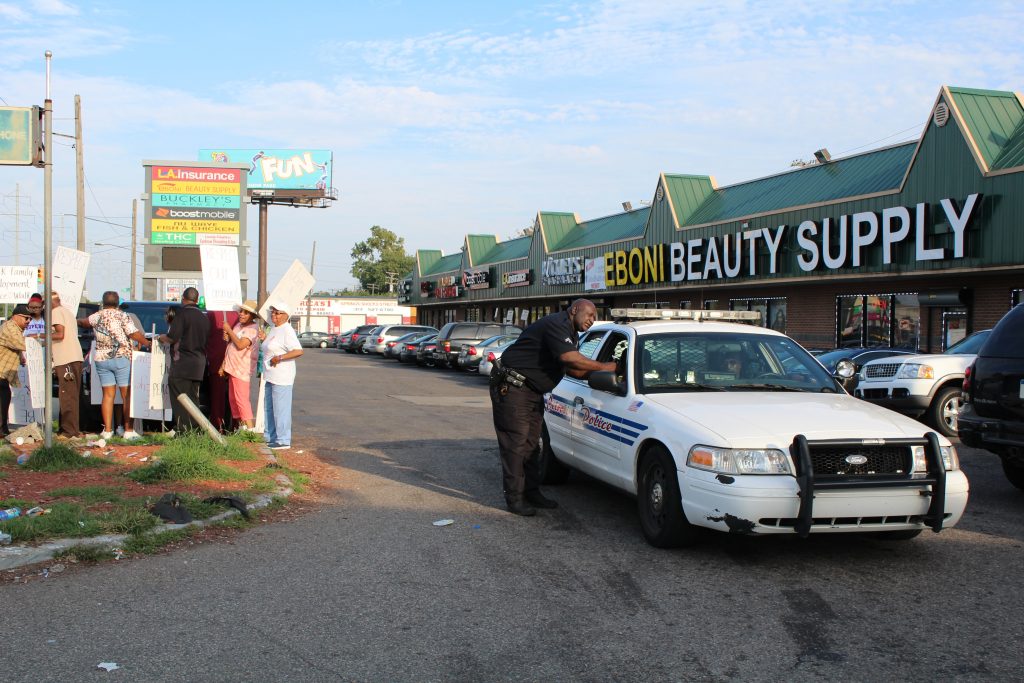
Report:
362,324,438,354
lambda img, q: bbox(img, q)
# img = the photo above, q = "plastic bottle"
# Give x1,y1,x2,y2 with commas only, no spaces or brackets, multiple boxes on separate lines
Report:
0,531,12,545
0,507,22,521
16,453,30,465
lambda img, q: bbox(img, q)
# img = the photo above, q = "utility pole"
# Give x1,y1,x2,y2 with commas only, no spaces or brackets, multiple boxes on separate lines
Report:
43,51,54,449
305,240,316,332
74,94,85,251
130,198,137,299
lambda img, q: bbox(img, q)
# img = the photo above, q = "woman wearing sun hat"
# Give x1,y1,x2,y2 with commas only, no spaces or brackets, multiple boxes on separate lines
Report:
218,300,261,431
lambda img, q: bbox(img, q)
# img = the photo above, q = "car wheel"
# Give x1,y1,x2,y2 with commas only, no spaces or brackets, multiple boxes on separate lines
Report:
637,444,701,548
319,341,327,348
928,385,962,438
538,424,570,485
1001,458,1024,491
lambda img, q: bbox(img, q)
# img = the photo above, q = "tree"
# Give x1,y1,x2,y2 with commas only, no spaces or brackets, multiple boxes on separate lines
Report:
350,226,414,294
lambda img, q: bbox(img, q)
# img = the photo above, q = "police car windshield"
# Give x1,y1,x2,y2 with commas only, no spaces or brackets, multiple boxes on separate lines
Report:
637,332,838,394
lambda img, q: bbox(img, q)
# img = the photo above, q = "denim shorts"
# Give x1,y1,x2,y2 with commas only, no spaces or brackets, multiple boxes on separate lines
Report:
95,356,131,387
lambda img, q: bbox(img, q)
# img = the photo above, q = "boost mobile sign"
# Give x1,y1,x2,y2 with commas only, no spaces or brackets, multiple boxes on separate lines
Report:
604,193,980,286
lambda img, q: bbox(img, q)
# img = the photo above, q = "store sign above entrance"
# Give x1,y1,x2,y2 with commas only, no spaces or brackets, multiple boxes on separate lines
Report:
602,193,981,286
542,256,582,285
502,269,531,288
435,275,461,299
463,268,493,290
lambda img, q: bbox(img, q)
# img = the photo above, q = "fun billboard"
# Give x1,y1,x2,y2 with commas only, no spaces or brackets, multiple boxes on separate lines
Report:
198,148,332,192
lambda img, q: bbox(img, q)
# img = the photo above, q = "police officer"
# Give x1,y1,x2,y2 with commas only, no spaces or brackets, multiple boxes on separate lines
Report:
490,299,617,516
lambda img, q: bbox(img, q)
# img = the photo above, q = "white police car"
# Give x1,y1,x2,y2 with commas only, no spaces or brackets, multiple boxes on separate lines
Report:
539,309,969,547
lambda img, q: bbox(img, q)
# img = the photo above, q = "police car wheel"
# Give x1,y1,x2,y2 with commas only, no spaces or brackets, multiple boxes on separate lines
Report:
539,424,570,485
637,445,700,548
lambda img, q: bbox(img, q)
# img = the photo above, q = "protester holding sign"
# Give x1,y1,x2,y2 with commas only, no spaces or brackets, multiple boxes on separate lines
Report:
218,300,260,431
50,292,84,438
158,287,210,432
79,291,152,440
260,304,303,450
0,305,30,437
23,294,46,339
206,308,239,432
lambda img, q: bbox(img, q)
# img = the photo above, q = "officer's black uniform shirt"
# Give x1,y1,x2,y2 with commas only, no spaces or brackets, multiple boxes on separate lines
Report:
166,304,211,381
500,311,578,393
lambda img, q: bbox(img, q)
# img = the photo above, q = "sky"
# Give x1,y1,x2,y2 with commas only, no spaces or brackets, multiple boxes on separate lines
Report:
1,0,1022,300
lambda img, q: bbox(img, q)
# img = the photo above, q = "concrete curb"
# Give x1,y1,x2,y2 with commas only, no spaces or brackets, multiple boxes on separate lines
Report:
0,444,292,572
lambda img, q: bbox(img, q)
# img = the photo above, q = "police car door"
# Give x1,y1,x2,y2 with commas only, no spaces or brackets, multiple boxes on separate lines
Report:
568,329,632,487
545,329,607,463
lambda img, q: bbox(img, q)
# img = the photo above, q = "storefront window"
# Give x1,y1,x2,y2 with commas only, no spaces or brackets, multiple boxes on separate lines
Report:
730,298,786,332
943,311,968,350
838,294,917,349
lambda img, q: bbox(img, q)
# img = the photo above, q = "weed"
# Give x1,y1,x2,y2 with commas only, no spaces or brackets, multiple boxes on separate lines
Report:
129,438,248,484
23,443,107,472
98,506,159,535
122,527,194,555
53,544,114,563
0,503,105,542
47,485,126,505
230,429,265,444
108,432,173,447
1,497,33,509
175,493,225,520
211,515,250,530
0,447,15,466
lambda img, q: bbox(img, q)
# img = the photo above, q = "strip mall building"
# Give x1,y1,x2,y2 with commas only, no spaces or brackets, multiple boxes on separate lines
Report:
402,86,1024,352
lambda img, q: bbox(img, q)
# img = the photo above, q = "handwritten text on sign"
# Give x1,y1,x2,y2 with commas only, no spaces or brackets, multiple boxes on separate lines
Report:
0,266,36,304
199,245,242,312
52,246,91,314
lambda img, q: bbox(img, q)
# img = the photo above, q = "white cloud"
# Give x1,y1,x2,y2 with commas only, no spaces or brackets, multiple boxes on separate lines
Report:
0,3,29,22
31,0,78,15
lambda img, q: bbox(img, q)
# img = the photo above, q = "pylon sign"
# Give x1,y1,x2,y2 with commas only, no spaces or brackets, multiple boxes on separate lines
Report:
0,106,43,167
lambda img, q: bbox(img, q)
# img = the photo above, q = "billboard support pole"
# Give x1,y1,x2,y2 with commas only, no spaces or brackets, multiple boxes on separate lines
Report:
42,51,53,450
258,199,269,307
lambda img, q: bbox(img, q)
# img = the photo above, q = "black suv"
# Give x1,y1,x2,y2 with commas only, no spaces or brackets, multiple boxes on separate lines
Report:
433,322,522,368
958,304,1024,490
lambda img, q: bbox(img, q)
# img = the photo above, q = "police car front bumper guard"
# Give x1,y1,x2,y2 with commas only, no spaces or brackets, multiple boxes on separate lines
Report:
789,433,947,538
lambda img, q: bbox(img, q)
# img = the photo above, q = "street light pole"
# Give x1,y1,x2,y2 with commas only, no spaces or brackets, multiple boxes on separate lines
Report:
43,50,54,449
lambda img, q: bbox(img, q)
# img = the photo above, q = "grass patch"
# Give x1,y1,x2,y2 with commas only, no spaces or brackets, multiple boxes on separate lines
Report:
0,447,15,466
230,429,265,444
0,502,105,542
121,527,194,555
47,485,126,505
53,544,114,563
23,443,107,472
175,493,226,520
129,432,251,484
96,505,159,535
1,497,33,509
108,432,174,447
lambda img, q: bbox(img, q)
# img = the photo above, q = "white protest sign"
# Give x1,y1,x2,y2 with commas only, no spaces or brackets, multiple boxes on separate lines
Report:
149,341,168,410
8,366,36,426
254,377,266,433
259,260,315,320
0,266,37,304
24,337,45,410
584,257,607,291
130,351,172,421
89,342,122,407
52,246,90,314
199,245,242,312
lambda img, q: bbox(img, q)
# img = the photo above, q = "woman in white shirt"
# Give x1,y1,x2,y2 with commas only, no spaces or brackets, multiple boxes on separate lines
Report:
259,305,303,450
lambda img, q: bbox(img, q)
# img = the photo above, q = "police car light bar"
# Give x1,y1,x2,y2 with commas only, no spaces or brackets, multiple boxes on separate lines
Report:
610,308,762,323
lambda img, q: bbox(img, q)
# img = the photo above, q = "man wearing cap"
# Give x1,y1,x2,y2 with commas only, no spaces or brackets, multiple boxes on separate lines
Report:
158,286,210,432
218,300,260,431
50,291,84,438
0,305,31,436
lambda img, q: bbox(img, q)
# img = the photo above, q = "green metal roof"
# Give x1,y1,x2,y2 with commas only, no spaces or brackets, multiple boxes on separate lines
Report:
681,142,916,227
992,117,1024,170
947,86,1024,170
663,175,715,224
417,249,463,276
541,207,651,251
538,212,578,251
478,235,531,263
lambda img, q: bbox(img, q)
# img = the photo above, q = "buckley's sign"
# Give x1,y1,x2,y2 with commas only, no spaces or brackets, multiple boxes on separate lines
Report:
541,256,583,285
602,194,982,286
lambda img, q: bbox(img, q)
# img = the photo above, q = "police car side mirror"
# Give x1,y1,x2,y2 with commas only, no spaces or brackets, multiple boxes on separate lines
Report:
590,370,626,396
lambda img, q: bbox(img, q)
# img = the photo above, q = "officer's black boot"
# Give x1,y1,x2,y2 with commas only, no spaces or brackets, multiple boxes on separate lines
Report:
505,494,537,516
525,489,559,509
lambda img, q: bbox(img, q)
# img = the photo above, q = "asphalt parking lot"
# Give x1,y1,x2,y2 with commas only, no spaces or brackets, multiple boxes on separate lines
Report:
3,349,1023,681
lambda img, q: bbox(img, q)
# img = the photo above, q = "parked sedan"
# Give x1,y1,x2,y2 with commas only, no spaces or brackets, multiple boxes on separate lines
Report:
298,331,337,349
478,339,516,377
457,333,521,372
415,335,440,367
340,324,379,353
383,332,422,359
400,333,436,364
815,346,917,392
334,328,355,349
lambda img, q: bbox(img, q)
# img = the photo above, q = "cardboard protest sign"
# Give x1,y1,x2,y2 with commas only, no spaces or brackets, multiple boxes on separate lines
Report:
8,366,37,426
149,341,168,410
24,337,45,410
199,245,242,313
52,247,90,314
258,260,315,321
130,351,172,421
254,377,266,433
0,266,36,304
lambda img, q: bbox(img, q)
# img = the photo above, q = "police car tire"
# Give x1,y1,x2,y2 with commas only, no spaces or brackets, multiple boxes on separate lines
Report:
637,445,700,548
539,424,570,485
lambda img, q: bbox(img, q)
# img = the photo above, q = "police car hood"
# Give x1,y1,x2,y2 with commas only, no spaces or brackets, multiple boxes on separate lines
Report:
645,392,935,446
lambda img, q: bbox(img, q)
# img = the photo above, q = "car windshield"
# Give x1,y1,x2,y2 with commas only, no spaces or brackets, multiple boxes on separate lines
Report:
637,332,838,394
945,330,990,354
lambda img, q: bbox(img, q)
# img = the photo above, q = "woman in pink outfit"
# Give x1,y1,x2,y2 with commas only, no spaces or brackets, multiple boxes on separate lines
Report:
218,300,261,430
